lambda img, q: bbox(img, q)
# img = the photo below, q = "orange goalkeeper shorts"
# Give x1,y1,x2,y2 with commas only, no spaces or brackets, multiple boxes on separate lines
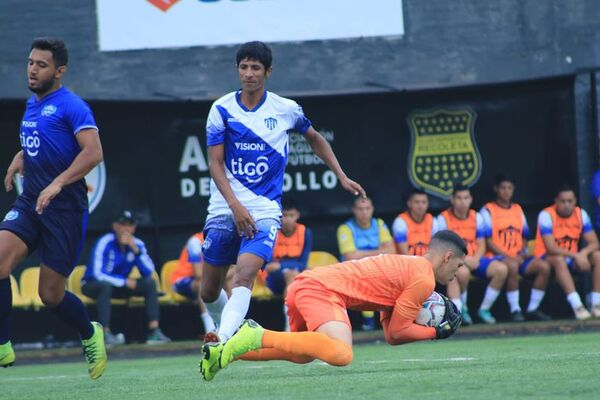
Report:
285,277,351,332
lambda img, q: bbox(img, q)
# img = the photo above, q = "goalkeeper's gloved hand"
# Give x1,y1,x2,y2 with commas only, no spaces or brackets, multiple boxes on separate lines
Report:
435,294,462,339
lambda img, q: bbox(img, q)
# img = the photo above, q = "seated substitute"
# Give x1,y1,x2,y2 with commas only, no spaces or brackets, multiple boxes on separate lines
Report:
264,199,312,330
481,175,551,321
534,186,600,320
82,210,171,345
171,232,218,335
393,189,439,256
438,185,510,325
337,196,395,330
200,230,465,381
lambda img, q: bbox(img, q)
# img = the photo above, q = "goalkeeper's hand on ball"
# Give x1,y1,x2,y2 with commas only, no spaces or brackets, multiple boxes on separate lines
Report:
435,294,462,339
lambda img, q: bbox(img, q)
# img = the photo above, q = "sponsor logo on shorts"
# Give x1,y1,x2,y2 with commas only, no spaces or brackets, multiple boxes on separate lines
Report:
41,104,57,117
3,210,19,222
202,237,212,251
262,240,274,248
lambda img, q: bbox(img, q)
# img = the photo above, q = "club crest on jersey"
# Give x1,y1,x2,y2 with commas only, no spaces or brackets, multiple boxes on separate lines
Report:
407,107,482,199
41,104,57,117
3,210,19,222
264,117,277,130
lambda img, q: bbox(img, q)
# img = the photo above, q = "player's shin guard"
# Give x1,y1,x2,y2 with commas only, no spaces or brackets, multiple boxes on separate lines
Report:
52,291,94,340
0,278,12,345
205,289,228,329
218,287,251,342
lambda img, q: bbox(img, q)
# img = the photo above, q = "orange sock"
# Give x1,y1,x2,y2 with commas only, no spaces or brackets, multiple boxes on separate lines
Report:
261,330,353,367
237,348,313,364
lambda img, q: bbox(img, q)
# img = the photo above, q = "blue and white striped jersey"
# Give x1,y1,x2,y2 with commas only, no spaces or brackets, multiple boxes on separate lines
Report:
205,90,311,220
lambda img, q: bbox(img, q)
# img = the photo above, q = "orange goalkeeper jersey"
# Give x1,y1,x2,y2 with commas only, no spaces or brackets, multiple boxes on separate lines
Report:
298,254,437,343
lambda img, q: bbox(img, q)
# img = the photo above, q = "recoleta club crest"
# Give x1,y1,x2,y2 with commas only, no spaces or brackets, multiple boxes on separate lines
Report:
407,107,482,199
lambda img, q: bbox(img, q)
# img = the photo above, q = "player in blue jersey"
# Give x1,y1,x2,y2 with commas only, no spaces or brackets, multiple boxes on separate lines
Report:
0,38,106,378
200,41,365,380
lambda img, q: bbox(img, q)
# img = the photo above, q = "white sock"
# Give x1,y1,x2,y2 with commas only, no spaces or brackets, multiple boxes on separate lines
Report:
451,298,462,311
201,311,216,333
283,304,290,332
527,289,545,312
506,290,521,313
205,289,228,328
460,291,468,307
566,292,583,310
217,286,252,342
479,287,500,311
591,292,600,306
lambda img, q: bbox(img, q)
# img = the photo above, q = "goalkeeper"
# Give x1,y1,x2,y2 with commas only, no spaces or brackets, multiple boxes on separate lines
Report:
201,230,464,381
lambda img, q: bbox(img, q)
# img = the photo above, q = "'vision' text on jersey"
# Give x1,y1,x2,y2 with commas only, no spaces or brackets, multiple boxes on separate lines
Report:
20,87,98,210
205,90,311,220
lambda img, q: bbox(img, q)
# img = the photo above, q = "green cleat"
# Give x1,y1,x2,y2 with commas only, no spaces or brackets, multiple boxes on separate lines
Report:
0,341,15,368
82,322,107,380
478,309,497,325
220,319,264,369
461,306,473,326
199,342,224,382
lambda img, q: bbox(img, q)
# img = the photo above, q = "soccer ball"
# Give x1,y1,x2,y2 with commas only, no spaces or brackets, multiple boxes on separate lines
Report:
415,291,446,327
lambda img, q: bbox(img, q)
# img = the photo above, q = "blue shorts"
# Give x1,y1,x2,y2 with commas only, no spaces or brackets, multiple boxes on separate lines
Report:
173,277,196,299
266,270,285,296
540,254,575,270
266,261,306,296
202,215,280,266
1,196,88,277
474,255,536,279
473,256,503,279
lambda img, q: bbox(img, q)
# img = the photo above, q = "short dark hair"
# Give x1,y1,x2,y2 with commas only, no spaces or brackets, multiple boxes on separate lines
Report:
556,184,576,197
493,174,513,187
452,184,470,197
353,196,372,207
429,230,467,257
282,198,299,211
407,188,427,201
236,41,272,70
31,37,68,67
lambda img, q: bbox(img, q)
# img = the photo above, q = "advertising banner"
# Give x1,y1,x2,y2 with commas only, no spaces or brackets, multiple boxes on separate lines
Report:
96,0,405,51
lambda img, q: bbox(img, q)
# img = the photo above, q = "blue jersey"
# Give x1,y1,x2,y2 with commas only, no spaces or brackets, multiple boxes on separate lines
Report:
20,87,98,210
83,233,155,287
205,90,311,220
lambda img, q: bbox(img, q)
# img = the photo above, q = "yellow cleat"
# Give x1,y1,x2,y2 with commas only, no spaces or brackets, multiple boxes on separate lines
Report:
199,342,223,382
0,341,15,368
220,319,264,369
82,322,107,380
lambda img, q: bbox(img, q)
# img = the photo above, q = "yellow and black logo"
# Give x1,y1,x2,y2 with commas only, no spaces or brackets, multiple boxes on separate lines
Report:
407,107,481,199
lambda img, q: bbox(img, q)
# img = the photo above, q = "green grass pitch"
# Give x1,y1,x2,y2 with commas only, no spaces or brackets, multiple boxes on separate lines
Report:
3,332,599,400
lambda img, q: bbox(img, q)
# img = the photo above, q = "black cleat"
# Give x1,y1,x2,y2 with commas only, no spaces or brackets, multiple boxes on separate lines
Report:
511,310,525,322
525,310,551,321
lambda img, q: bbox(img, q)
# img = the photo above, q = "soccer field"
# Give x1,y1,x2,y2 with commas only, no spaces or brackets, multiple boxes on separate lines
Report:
3,332,599,400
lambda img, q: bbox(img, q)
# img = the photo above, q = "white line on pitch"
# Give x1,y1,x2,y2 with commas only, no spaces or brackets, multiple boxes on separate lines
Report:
2,374,88,382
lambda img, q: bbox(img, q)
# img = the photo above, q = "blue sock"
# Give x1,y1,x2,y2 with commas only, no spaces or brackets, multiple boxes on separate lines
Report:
52,291,94,340
0,278,11,345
